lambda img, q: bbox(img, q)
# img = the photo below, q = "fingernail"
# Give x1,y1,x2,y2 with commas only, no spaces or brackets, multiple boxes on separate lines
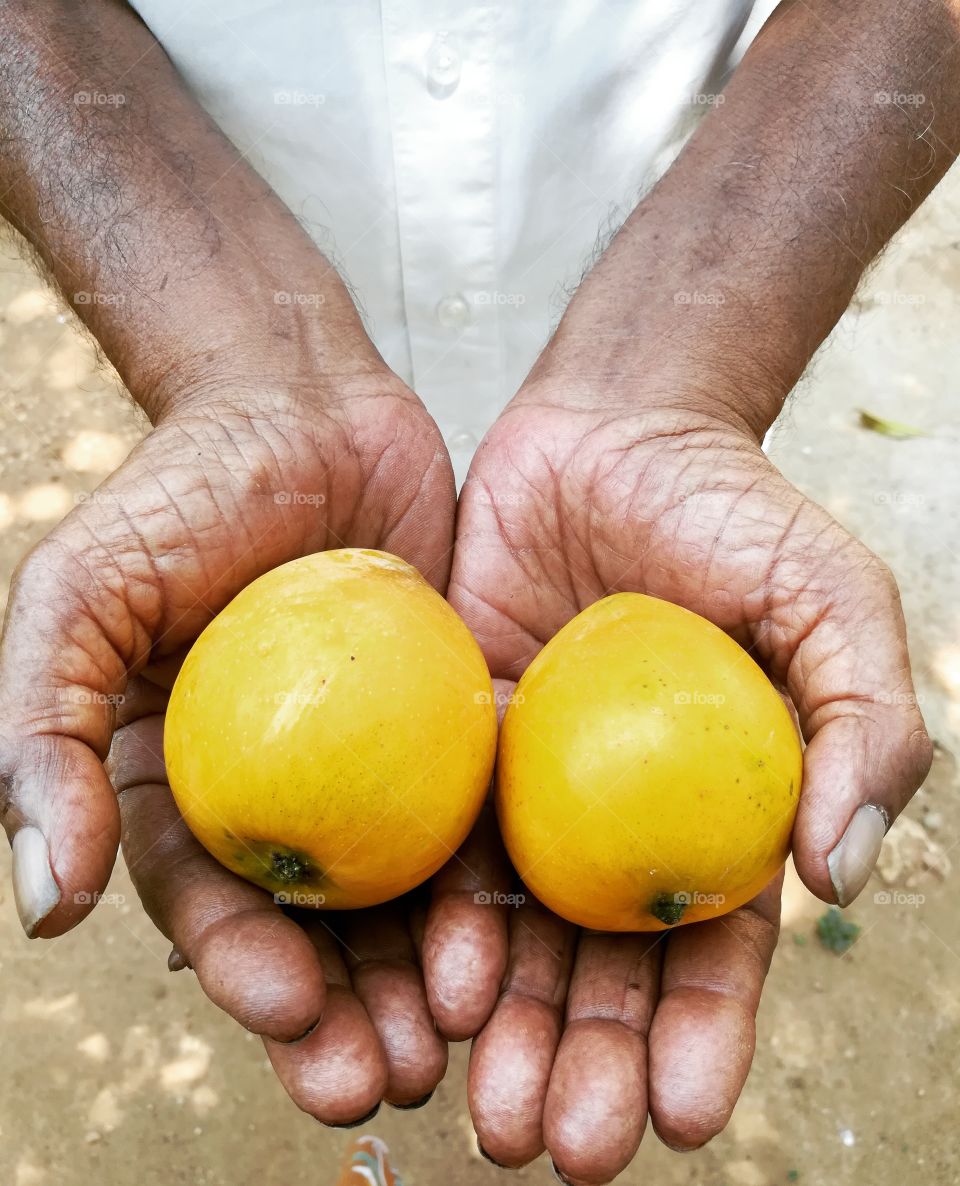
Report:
827,803,889,906
389,1089,434,1110
477,1140,510,1168
12,826,60,938
167,947,190,972
324,1102,380,1129
659,1138,697,1153
550,1159,576,1184
277,1016,323,1044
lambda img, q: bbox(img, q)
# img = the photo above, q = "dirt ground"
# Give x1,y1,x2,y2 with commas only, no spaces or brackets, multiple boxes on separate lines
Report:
1,161,959,1186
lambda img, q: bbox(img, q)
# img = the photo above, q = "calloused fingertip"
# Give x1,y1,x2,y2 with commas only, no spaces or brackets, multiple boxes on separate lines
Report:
434,1008,495,1044
323,1102,381,1129
12,826,61,938
275,1015,324,1045
167,946,191,972
477,1139,511,1168
428,965,497,1039
648,987,755,1155
550,1157,619,1186
652,1129,703,1154
423,905,507,1039
388,1088,435,1110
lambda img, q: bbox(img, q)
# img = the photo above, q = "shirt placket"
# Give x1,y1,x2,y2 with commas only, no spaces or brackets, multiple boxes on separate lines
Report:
379,1,500,481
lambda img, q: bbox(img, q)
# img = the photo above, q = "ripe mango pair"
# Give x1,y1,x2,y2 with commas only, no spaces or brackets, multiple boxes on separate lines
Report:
165,551,801,932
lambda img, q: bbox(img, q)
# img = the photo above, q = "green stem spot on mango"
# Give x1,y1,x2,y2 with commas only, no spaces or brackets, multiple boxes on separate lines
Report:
233,838,322,889
271,851,311,884
651,891,688,927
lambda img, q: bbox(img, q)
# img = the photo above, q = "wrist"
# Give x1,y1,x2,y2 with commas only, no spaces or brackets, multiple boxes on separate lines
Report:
118,274,388,424
526,312,790,444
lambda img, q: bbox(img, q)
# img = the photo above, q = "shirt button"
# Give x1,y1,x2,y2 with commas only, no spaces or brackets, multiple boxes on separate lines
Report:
426,33,461,97
436,293,471,328
446,427,477,453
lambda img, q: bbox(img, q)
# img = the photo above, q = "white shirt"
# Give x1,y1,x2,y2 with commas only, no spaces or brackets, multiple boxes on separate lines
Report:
130,1,776,479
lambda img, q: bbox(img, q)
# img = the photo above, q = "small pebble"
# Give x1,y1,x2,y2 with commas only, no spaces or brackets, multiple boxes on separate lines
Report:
840,1129,856,1148
84,1131,101,1145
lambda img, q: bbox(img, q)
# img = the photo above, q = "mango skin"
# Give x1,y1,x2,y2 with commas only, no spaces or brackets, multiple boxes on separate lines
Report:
496,593,802,931
164,549,497,909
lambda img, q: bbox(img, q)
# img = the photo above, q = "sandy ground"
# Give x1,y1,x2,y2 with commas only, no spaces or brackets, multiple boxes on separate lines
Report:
1,162,959,1186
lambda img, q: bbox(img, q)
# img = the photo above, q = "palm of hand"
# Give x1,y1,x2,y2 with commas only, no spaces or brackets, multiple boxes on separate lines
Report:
1,382,457,1118
452,398,927,883
437,398,928,1178
455,402,870,676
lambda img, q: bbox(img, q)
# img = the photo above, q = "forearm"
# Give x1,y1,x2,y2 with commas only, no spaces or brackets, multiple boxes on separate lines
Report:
539,0,960,438
0,0,379,420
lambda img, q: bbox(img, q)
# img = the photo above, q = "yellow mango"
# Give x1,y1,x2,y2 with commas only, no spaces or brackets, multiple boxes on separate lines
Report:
165,550,496,909
496,593,802,930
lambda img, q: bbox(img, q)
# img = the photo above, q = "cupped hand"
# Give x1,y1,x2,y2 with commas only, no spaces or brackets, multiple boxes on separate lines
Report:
0,368,455,1119
425,388,931,1181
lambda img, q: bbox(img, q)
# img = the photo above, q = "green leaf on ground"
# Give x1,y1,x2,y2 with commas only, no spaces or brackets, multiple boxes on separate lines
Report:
816,906,861,954
857,409,927,439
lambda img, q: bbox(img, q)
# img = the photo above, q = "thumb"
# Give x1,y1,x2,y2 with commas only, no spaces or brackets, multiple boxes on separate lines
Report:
0,512,158,937
0,413,277,937
0,401,367,939
783,552,932,906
